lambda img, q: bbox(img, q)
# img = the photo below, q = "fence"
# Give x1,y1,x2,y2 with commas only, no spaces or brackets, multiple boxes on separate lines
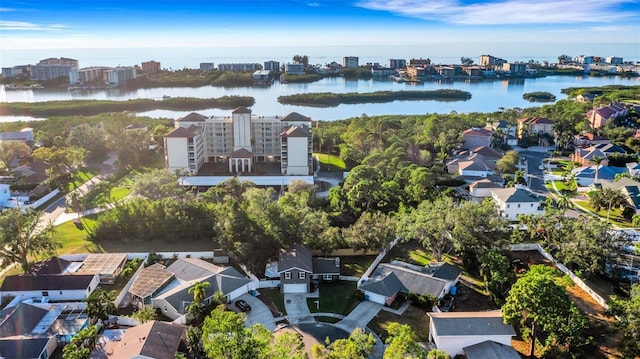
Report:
32,189,60,209
357,237,400,288
509,243,610,310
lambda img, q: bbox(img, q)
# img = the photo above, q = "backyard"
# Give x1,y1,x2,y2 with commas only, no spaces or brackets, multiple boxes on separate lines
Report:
307,281,358,315
341,256,376,277
314,153,347,172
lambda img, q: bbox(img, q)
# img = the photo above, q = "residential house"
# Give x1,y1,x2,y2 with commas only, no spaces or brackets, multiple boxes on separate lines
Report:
150,258,251,321
486,120,517,146
517,117,553,139
0,127,34,142
572,165,629,187
427,311,516,357
587,103,628,129
0,304,58,359
597,177,640,214
469,179,503,199
11,160,51,186
572,143,626,166
463,340,521,359
446,146,503,180
359,261,461,306
626,162,640,178
0,273,100,303
462,128,493,149
93,321,187,359
573,133,611,147
278,245,340,293
491,187,543,221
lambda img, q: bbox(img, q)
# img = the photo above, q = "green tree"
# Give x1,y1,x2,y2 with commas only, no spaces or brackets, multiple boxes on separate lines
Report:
265,331,309,359
66,123,106,160
32,145,87,179
398,196,456,262
600,188,626,221
478,249,514,305
609,283,640,357
201,305,268,359
312,328,376,359
496,150,520,174
503,265,589,357
383,323,426,359
427,349,450,359
342,212,397,252
590,155,605,183
131,307,156,324
133,168,184,200
0,208,58,273
188,281,211,303
0,139,31,172
86,289,116,321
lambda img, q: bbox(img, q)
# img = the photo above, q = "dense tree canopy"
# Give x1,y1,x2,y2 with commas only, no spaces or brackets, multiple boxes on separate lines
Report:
0,208,58,272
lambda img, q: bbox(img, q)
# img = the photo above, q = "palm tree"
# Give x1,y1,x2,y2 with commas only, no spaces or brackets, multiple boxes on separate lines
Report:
188,281,210,303
556,194,572,211
601,188,626,221
590,156,605,183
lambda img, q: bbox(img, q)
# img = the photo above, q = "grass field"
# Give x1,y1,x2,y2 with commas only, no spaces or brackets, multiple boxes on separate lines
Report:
314,153,346,171
53,215,102,254
368,305,430,342
67,168,100,192
308,281,358,315
574,200,632,227
341,256,375,277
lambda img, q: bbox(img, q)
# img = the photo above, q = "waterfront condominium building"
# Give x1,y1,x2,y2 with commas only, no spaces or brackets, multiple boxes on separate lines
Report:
141,60,161,73
200,63,216,72
217,63,261,72
264,60,280,72
343,56,359,68
69,66,110,85
30,57,79,81
164,108,313,176
479,55,507,68
388,59,407,70
105,67,137,86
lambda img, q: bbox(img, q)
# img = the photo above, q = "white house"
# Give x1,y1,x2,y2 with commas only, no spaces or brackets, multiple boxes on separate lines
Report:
491,187,543,221
469,179,502,199
0,274,100,303
0,183,10,207
427,311,516,357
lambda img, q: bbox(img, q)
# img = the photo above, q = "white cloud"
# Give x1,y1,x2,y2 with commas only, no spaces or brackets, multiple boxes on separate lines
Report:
0,7,15,12
355,0,637,25
0,20,70,31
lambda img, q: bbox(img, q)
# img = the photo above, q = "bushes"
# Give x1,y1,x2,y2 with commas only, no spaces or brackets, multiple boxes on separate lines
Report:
407,292,437,310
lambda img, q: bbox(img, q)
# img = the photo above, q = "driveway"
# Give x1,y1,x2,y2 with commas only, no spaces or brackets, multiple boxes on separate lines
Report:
335,301,383,333
234,293,276,331
519,150,552,194
284,293,314,324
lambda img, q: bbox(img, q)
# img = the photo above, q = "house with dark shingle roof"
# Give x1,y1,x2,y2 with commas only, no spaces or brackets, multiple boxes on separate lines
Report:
359,261,461,306
150,258,251,321
0,303,60,359
491,187,543,221
598,177,640,215
428,311,516,357
92,320,187,359
0,273,100,303
573,143,626,166
463,340,521,359
278,245,340,293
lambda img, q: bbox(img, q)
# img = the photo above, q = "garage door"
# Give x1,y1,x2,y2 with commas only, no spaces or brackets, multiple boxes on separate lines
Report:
283,283,307,293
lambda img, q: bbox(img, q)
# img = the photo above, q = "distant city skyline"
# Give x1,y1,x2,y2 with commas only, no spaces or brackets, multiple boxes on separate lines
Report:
1,0,638,51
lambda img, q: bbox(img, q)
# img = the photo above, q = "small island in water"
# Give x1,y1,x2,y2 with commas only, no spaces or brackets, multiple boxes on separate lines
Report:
522,91,557,102
277,89,472,107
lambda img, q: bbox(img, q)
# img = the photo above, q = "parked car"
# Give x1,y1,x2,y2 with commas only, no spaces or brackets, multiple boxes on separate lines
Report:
438,295,455,312
235,299,251,312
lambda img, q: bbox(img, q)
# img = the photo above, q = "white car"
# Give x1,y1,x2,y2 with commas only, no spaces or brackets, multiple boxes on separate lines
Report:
538,165,544,170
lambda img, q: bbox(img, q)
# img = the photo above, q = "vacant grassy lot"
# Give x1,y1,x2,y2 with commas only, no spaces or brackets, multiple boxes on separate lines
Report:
53,215,101,254
314,153,346,171
574,200,632,228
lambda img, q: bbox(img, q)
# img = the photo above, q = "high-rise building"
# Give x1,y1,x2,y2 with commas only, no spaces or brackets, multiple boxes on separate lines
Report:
200,63,216,72
479,55,507,67
141,60,161,73
69,67,110,85
388,59,407,70
264,61,280,72
29,57,79,81
105,67,136,86
343,56,359,68
164,108,313,176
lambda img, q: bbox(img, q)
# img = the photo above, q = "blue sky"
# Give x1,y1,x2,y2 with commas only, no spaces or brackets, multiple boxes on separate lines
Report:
1,0,639,49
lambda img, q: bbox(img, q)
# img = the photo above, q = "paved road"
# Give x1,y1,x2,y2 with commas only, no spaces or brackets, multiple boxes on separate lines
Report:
518,149,552,194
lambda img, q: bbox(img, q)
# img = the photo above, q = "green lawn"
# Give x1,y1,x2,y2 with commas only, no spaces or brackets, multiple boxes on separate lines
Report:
368,305,430,342
314,153,346,171
66,168,100,191
574,200,632,228
341,256,375,277
259,288,285,315
53,215,102,254
307,281,357,315
552,180,577,194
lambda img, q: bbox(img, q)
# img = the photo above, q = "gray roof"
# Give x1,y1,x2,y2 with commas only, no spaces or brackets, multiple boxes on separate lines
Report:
28,257,71,276
469,179,502,189
156,266,250,314
312,258,341,275
129,263,175,299
464,340,521,359
166,258,224,281
177,112,207,122
359,272,405,297
427,262,463,281
281,112,312,122
491,188,541,203
0,337,53,359
361,262,456,298
282,126,309,138
428,311,516,337
0,274,96,292
0,303,49,338
164,125,200,138
279,245,313,273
